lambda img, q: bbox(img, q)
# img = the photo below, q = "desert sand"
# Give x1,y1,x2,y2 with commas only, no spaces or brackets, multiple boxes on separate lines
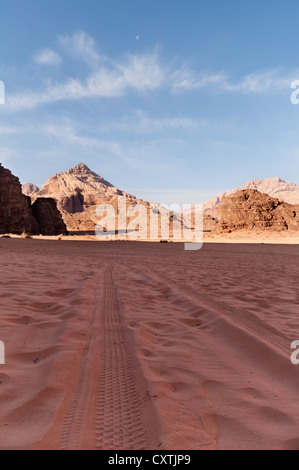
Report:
0,238,299,450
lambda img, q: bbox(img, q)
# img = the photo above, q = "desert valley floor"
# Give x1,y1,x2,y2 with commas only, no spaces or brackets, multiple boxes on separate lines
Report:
0,238,299,450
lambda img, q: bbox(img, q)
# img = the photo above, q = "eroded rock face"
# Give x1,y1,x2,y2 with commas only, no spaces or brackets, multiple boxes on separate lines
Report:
214,189,299,233
0,164,68,235
0,163,40,235
32,198,68,236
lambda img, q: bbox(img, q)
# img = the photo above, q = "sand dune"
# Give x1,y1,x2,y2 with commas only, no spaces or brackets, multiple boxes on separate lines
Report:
0,239,299,449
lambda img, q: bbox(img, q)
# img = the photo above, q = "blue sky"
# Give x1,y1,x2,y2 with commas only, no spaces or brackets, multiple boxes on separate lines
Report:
1,0,299,205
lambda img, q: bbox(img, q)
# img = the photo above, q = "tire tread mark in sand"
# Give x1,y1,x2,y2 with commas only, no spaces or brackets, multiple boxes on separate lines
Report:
94,264,148,450
59,272,102,450
127,264,290,357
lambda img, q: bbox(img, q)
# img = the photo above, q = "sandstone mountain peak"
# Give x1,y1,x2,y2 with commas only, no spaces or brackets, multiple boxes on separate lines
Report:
37,163,124,204
30,163,138,231
68,162,92,173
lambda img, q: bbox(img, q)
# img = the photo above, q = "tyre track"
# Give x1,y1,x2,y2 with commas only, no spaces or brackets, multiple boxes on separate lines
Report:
59,263,152,450
94,264,148,450
59,271,102,450
124,262,290,357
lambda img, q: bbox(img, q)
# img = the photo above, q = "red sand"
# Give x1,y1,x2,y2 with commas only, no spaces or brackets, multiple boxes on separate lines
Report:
0,238,299,450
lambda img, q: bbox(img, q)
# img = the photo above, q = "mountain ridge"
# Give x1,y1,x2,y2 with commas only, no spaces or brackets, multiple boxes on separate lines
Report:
203,176,299,217
24,163,182,234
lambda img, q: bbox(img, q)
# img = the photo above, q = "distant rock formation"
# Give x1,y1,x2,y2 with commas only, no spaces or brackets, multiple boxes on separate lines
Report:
204,177,299,218
241,177,299,204
36,162,131,210
31,163,184,235
30,163,136,231
214,189,299,233
32,198,68,236
22,183,40,197
0,163,67,235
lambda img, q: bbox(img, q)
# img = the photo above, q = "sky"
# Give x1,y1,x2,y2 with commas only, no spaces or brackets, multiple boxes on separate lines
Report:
1,0,299,206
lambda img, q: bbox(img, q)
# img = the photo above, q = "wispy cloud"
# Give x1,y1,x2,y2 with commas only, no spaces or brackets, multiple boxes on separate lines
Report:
34,48,62,66
58,30,102,67
7,51,168,110
4,30,299,112
223,69,299,93
98,111,207,133
41,117,125,157
172,66,299,94
172,66,227,91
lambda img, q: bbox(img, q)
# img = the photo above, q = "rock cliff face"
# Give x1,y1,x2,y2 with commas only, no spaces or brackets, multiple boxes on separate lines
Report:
0,163,67,235
32,198,68,236
204,177,299,217
0,163,40,234
215,189,299,233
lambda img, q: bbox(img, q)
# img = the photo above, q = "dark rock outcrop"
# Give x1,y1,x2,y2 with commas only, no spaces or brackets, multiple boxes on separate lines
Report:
215,189,299,233
32,198,68,235
0,163,40,234
0,163,67,235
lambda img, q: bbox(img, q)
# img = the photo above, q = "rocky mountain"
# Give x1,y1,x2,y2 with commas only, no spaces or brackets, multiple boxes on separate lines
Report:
204,177,299,218
214,189,299,233
30,163,185,236
35,163,135,212
0,163,67,236
22,183,40,197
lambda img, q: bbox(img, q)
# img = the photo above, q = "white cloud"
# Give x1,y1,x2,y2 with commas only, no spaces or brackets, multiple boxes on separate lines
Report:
223,69,299,93
34,49,62,66
172,66,299,94
58,30,101,67
172,67,227,91
7,52,168,110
